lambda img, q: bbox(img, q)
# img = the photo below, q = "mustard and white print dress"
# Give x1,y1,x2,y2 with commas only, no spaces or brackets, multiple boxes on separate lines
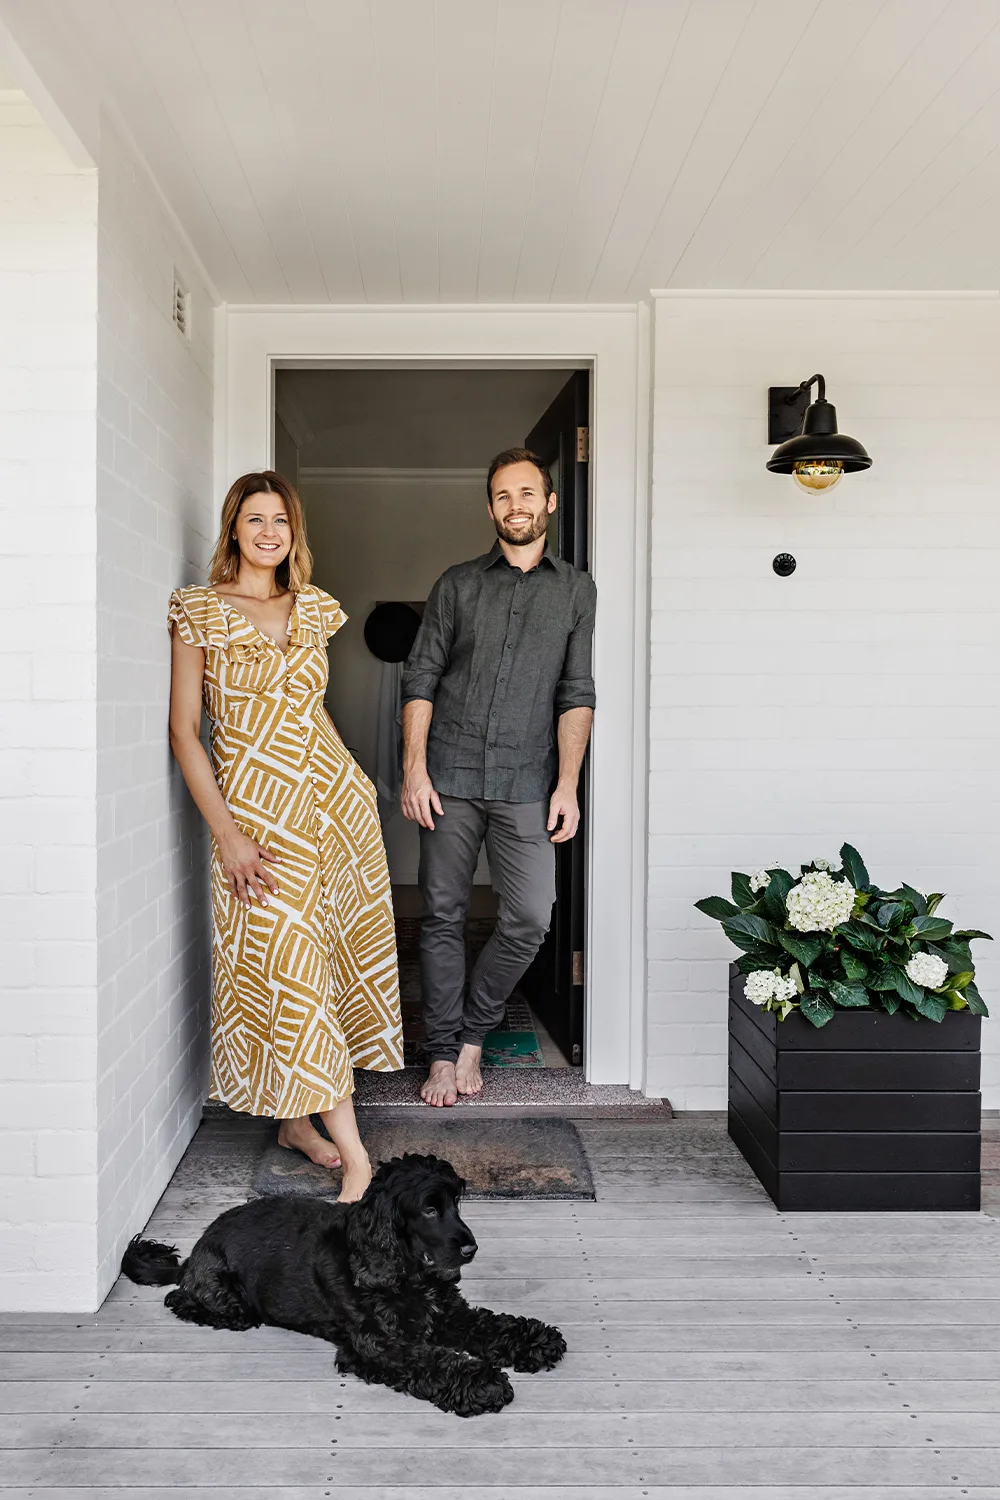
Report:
168,584,403,1118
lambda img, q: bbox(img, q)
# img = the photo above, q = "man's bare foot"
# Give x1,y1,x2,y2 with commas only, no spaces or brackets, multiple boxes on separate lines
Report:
455,1043,484,1097
421,1060,458,1107
337,1151,372,1203
277,1116,341,1169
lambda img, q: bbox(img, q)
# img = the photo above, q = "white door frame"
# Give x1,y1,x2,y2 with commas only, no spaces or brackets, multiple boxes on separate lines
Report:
220,303,649,1089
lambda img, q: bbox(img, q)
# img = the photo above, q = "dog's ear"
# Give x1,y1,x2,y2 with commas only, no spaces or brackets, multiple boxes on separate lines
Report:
425,1154,466,1199
345,1173,405,1290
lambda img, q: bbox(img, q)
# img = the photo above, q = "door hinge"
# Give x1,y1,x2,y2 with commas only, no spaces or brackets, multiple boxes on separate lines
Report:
576,426,590,462
572,950,585,986
571,1042,582,1066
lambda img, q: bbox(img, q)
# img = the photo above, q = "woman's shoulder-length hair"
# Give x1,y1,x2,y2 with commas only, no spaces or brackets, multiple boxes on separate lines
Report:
208,470,313,593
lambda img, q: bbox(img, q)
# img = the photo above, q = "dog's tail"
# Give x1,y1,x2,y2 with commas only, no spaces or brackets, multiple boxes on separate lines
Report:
120,1235,184,1286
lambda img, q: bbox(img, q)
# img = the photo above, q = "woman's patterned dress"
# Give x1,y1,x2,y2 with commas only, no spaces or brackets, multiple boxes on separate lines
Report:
168,584,403,1117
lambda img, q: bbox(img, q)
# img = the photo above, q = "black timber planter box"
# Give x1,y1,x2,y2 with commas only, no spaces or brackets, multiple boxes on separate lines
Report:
728,965,981,1210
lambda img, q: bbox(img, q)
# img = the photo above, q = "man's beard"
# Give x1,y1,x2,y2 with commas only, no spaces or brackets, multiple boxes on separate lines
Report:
492,511,549,546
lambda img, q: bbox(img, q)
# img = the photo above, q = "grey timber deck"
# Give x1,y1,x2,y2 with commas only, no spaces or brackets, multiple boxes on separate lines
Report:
3,1110,1000,1498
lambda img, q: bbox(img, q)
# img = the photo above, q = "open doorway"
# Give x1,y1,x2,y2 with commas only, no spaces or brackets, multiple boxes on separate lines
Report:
274,365,590,1072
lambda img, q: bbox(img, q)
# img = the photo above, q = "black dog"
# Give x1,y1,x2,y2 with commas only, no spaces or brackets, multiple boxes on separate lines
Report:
121,1152,566,1416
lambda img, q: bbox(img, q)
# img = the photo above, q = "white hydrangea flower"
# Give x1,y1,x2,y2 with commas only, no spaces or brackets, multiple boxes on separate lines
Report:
773,972,798,1003
749,868,772,892
745,969,798,1007
812,857,833,871
785,870,856,933
744,970,777,1005
905,952,949,990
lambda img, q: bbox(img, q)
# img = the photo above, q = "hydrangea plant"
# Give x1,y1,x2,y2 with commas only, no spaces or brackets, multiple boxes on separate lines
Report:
695,843,991,1028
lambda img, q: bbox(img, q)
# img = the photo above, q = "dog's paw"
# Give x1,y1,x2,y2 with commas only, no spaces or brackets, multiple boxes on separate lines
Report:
511,1321,567,1372
449,1366,514,1417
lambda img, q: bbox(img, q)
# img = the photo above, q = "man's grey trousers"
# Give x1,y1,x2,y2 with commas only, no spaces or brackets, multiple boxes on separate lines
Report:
418,795,556,1063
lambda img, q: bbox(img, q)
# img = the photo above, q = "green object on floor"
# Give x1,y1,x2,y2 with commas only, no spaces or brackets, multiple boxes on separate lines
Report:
481,1029,545,1067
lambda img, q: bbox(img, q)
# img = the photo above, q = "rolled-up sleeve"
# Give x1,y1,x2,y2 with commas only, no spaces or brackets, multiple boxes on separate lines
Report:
401,573,455,706
554,575,597,715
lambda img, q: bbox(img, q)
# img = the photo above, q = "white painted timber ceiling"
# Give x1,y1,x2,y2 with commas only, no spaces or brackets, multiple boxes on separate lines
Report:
17,0,1000,300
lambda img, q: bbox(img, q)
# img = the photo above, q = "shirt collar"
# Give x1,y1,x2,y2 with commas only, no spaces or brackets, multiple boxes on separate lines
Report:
482,539,558,571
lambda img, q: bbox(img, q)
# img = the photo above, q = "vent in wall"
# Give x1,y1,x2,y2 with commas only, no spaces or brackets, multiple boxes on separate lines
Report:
172,271,191,340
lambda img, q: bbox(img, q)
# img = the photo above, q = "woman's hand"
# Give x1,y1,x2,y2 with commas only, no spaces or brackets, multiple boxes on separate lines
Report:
218,830,281,910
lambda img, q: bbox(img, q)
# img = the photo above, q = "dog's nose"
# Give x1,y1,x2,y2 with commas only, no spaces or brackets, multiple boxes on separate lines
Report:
460,1241,477,1260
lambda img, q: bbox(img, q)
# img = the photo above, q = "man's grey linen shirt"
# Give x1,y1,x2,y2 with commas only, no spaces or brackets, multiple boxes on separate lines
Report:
401,541,597,803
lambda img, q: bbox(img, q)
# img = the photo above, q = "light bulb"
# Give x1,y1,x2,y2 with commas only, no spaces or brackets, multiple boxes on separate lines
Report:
792,458,843,494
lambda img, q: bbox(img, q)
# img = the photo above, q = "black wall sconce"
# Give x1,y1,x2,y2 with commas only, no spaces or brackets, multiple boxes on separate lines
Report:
766,373,871,494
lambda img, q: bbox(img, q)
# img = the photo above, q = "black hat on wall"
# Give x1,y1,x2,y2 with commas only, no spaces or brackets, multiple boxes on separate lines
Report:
364,602,422,663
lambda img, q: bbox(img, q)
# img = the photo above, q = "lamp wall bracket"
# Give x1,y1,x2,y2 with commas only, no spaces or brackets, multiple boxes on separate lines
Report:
768,385,811,444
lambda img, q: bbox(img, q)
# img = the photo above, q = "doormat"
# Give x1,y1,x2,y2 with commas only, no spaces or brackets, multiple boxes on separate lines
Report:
250,1116,595,1200
396,916,544,1066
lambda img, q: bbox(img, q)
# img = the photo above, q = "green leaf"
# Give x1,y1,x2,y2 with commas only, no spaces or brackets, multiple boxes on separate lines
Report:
695,896,742,922
881,992,901,1015
910,989,948,1023
724,913,780,946
890,966,926,1008
910,915,954,942
894,884,927,916
927,939,973,974
722,914,782,958
839,843,870,890
944,991,968,1011
964,981,989,1017
731,872,757,910
953,929,994,942
947,971,974,992
925,892,946,915
789,961,805,995
800,992,836,1028
735,954,777,975
875,902,906,930
761,869,795,924
838,923,882,954
777,930,824,967
866,965,897,991
841,950,869,982
828,981,869,1009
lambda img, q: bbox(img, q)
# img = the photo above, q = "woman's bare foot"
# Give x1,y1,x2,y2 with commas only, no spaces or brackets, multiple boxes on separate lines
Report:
421,1060,458,1107
455,1043,484,1097
337,1150,372,1203
277,1116,341,1169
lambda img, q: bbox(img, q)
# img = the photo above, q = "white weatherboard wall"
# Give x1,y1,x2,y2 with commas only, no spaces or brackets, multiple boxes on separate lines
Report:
95,117,215,1300
0,90,98,1309
648,292,1000,1110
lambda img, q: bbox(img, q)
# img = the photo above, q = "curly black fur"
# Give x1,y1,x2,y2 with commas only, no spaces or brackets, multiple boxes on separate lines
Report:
120,1152,566,1416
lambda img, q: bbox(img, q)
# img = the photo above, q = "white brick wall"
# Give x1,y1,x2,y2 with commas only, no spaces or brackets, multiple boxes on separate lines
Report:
648,292,1000,1110
0,95,215,1311
94,116,214,1299
0,89,99,1310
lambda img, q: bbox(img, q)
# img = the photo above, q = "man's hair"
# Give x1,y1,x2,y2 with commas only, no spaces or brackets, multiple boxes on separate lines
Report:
486,448,554,504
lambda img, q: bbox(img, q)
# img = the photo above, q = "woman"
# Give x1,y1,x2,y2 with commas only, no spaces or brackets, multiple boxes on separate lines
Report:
168,471,402,1201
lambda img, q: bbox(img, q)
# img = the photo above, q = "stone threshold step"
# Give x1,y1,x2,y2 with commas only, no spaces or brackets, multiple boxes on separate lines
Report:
203,1067,672,1121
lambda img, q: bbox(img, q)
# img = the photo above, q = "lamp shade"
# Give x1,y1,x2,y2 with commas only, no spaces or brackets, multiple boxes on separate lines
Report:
766,397,871,475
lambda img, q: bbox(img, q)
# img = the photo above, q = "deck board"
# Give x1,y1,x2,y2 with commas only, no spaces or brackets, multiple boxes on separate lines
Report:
2,1111,998,1494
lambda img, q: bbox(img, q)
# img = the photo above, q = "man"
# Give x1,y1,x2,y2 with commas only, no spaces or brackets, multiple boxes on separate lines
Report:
400,447,596,1107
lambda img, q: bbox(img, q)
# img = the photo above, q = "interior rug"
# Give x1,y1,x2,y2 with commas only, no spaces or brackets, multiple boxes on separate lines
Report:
250,1115,595,1201
481,1030,545,1067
